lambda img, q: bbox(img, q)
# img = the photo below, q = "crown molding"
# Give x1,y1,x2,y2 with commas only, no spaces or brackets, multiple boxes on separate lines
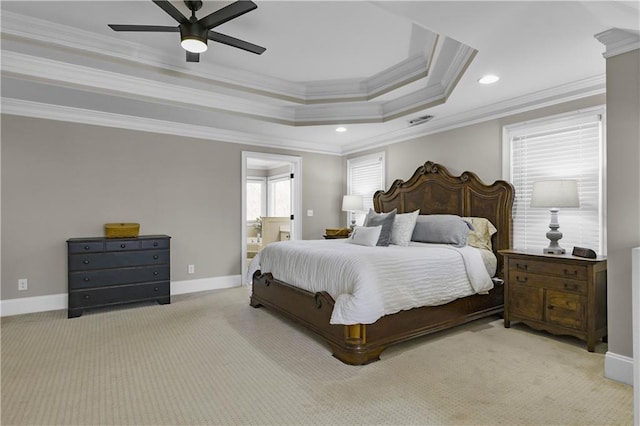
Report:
1,51,294,123
2,46,473,126
1,98,342,155
342,74,606,155
595,28,640,59
2,71,605,157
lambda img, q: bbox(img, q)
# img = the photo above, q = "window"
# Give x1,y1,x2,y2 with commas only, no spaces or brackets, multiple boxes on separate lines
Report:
268,174,291,217
347,152,385,226
503,108,605,254
246,177,266,222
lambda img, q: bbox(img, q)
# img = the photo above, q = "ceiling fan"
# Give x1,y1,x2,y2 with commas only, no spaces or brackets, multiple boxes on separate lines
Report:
108,0,266,62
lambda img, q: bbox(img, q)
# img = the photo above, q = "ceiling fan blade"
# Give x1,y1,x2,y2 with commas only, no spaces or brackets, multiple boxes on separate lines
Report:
108,24,179,32
186,51,200,62
208,31,265,54
152,0,188,24
198,0,257,30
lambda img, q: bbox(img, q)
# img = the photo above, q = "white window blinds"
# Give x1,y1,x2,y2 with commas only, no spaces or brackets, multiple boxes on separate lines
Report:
347,152,385,226
504,109,605,254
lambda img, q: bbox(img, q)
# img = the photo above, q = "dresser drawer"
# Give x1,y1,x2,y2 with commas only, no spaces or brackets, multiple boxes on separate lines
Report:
546,290,585,329
141,238,170,250
105,240,142,251
69,250,169,271
510,258,587,281
68,241,104,254
69,265,170,289
508,271,587,295
69,281,170,308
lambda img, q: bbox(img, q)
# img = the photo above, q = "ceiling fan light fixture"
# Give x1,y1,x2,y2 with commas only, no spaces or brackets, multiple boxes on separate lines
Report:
180,23,208,53
181,37,208,53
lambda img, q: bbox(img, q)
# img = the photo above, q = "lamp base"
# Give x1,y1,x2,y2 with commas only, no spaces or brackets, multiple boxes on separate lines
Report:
543,247,566,255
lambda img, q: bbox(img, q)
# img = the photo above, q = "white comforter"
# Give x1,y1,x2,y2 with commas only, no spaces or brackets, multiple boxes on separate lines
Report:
249,239,495,325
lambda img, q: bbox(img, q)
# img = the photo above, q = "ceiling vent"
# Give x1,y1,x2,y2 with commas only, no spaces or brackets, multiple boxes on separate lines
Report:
408,115,435,126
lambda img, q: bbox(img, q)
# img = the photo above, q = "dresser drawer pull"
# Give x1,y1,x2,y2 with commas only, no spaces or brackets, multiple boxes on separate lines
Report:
83,277,90,282
564,269,579,277
84,295,90,300
120,244,126,248
563,282,580,291
154,287,159,292
84,245,91,251
547,305,554,310
516,276,528,284
153,255,159,260
153,271,159,276
516,263,528,271
83,260,90,264
153,242,159,247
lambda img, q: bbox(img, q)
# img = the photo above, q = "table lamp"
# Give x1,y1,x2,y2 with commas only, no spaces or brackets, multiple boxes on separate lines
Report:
531,179,580,254
342,195,363,228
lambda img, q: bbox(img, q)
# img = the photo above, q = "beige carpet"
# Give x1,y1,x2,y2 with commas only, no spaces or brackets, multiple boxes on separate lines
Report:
1,286,633,425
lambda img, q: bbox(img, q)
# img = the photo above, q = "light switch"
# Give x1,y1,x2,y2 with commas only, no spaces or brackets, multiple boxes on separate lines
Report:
307,209,314,217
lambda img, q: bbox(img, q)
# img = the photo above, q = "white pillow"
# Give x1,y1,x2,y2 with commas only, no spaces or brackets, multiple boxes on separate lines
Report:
391,210,420,246
348,226,382,247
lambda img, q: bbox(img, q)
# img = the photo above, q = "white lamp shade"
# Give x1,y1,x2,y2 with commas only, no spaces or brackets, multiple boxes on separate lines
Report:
531,180,580,208
342,195,364,211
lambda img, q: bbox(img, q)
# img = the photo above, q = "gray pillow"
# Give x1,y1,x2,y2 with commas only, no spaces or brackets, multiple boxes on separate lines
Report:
363,208,397,246
411,214,474,247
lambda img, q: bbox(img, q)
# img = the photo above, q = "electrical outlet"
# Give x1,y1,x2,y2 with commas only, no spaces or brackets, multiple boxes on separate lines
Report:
18,279,28,291
188,264,195,274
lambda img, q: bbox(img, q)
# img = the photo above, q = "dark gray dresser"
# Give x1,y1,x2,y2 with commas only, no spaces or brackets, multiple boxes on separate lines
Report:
67,235,171,318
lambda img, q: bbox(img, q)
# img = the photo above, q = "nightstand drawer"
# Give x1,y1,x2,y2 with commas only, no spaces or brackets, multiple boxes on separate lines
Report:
508,271,587,295
510,259,587,281
546,290,584,329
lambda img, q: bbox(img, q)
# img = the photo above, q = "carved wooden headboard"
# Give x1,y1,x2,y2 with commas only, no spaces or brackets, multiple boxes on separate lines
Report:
373,161,514,277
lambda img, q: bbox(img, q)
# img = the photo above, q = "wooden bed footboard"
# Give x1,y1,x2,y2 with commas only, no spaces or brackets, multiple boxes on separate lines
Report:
251,271,504,365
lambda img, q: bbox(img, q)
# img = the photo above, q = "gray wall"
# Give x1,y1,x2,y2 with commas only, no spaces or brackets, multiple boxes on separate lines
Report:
1,115,342,300
605,48,640,359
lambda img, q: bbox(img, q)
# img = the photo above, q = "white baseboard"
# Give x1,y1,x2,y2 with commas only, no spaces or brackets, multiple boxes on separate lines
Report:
0,293,68,317
604,351,634,386
0,275,241,317
170,275,241,295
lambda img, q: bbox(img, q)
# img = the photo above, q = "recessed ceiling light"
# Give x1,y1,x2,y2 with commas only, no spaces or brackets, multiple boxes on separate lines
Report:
478,75,500,85
336,126,347,133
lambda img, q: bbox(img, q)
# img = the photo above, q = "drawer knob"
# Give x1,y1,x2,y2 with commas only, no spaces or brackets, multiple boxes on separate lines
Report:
516,276,528,284
120,244,126,248
564,269,578,277
547,305,554,310
153,255,159,260
153,271,159,276
516,263,528,271
84,245,90,250
154,287,159,291
83,260,90,264
84,295,90,300
83,277,90,282
153,242,159,247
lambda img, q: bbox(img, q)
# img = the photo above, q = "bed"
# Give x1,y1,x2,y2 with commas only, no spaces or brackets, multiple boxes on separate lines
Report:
250,161,514,365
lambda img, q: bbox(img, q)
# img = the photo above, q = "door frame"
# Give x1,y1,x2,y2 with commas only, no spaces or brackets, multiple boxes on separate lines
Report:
241,151,302,285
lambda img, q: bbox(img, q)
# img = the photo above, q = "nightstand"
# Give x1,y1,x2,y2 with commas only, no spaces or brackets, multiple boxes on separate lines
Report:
499,249,607,351
323,234,349,239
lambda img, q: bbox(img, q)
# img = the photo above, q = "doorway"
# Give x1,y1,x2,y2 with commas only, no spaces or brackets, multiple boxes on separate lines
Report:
241,151,302,285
